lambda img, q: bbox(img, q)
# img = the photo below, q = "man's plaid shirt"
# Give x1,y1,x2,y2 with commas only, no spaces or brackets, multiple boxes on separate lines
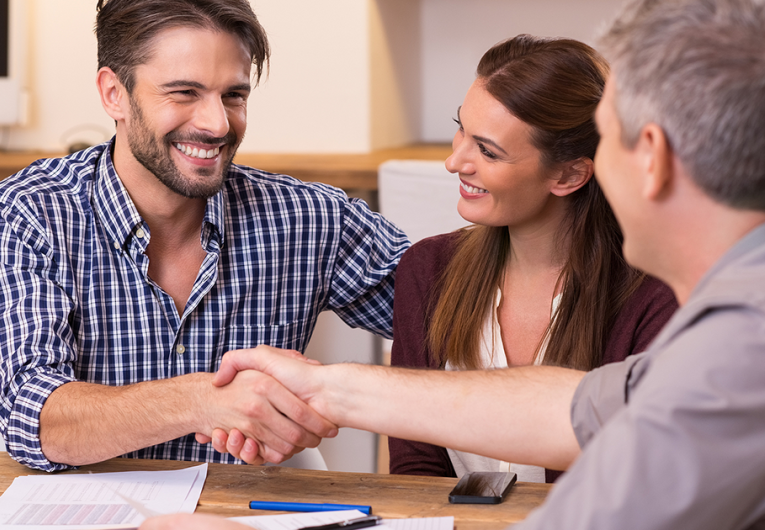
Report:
0,141,409,471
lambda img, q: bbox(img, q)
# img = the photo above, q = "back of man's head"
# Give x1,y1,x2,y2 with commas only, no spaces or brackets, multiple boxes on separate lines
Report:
599,0,765,211
95,0,270,94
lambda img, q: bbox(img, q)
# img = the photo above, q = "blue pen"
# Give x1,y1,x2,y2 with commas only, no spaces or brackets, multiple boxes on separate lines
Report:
248,501,371,515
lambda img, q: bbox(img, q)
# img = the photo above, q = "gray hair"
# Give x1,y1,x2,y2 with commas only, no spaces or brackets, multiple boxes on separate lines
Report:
598,0,765,210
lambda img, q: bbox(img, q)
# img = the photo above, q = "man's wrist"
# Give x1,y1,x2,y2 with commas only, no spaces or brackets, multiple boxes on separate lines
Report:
316,363,366,428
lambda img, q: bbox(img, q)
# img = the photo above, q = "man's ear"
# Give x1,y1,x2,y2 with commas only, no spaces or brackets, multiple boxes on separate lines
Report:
96,67,128,122
550,157,594,197
636,123,673,201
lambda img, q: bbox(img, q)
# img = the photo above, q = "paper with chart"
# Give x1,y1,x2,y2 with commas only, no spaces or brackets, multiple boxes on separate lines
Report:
0,463,207,529
230,509,454,530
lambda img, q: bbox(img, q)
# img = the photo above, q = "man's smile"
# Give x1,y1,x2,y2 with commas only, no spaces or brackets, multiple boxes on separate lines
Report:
174,143,221,160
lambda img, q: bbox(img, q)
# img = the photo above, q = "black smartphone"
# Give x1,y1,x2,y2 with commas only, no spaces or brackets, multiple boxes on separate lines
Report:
447,471,517,504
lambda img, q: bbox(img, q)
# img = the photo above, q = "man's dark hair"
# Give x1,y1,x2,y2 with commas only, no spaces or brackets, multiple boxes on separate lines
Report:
95,0,270,93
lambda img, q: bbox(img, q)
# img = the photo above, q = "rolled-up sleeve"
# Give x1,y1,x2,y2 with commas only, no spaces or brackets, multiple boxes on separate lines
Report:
571,354,645,448
0,201,78,471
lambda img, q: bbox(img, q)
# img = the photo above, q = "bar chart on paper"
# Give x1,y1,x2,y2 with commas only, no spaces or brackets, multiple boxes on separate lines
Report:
0,464,207,529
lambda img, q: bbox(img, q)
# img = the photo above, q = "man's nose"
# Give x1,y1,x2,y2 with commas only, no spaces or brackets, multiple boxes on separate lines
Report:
194,97,230,138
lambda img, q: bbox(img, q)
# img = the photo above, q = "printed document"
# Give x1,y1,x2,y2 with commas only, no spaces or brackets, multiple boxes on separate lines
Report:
0,463,207,529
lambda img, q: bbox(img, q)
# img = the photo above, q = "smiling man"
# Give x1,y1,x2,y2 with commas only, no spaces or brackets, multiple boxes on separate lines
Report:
0,0,408,472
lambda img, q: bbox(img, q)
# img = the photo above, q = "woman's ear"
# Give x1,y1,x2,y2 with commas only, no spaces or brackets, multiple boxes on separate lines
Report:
550,157,594,197
96,67,128,123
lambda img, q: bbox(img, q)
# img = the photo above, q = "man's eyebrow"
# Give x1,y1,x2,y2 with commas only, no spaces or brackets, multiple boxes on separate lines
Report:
227,83,253,93
160,80,205,90
160,80,252,92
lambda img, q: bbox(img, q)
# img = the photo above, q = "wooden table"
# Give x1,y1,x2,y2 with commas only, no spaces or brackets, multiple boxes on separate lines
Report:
0,144,453,191
0,454,550,529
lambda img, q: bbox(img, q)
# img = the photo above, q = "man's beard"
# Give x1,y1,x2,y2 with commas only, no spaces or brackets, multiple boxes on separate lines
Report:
126,95,240,199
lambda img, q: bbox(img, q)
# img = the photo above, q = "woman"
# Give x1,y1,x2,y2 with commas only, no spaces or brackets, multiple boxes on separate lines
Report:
388,35,677,483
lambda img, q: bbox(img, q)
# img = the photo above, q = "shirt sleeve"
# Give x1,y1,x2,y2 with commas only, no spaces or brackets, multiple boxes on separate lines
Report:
0,200,78,472
515,307,765,530
327,197,410,339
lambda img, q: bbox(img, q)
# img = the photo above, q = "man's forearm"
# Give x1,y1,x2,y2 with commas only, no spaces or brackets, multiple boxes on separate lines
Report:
39,373,211,465
316,364,584,470
39,365,336,467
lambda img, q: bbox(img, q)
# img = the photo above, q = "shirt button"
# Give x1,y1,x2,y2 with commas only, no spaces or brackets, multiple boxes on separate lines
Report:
136,228,146,239
176,345,186,354
113,241,120,250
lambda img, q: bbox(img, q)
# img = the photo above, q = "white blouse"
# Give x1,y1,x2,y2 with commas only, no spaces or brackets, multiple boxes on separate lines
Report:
445,289,561,483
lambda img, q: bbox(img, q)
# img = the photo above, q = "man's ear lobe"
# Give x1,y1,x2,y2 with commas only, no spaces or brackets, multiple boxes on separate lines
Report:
96,67,128,122
550,157,594,197
638,123,674,201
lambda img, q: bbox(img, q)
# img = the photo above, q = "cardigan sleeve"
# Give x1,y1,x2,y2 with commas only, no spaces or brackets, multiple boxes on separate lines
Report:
388,233,460,476
602,275,678,365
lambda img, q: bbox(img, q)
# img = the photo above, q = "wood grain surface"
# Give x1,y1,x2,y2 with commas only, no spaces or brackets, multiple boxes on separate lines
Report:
0,453,549,529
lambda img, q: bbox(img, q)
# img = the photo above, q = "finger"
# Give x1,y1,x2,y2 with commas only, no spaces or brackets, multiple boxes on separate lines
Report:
242,376,336,450
239,437,265,465
212,428,230,454
213,346,310,387
258,443,309,465
195,433,212,444
267,377,338,440
225,428,246,459
237,401,320,457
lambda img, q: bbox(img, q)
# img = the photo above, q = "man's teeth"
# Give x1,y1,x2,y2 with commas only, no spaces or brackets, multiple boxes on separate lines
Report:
174,143,221,159
461,182,488,194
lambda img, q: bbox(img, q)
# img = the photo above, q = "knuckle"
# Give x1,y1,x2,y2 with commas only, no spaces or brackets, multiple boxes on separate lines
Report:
244,399,267,418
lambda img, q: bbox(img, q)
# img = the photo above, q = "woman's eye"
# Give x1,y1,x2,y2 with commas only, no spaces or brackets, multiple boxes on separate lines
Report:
452,117,463,130
478,143,497,159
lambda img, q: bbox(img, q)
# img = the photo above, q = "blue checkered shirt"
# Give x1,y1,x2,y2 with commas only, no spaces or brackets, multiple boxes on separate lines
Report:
0,141,409,471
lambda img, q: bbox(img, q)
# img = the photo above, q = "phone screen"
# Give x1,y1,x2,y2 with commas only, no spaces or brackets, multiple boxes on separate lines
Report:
448,471,517,504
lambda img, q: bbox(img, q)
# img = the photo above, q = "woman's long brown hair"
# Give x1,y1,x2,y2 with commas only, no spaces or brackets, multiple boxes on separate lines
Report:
428,35,644,371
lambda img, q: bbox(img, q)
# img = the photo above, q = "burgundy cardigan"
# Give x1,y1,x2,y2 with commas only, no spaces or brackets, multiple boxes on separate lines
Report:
388,232,679,483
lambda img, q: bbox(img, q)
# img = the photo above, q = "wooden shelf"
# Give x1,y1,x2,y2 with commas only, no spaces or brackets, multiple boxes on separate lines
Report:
0,144,452,191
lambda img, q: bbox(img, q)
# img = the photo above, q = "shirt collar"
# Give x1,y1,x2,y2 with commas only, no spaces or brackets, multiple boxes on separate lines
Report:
93,139,227,250
690,221,765,299
93,141,143,250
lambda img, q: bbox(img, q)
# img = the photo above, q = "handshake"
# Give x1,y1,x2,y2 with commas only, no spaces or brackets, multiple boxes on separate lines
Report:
194,345,344,465
191,345,582,473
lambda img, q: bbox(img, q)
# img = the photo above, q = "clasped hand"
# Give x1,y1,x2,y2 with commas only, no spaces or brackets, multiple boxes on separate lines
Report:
195,346,335,465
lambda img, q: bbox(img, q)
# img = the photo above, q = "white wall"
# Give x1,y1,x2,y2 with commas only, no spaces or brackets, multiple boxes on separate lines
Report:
6,0,114,150
4,0,378,153
419,0,625,142
244,0,372,153
4,0,627,153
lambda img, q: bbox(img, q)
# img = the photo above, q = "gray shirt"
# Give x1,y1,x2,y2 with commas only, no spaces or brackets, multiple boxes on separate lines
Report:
516,223,765,530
